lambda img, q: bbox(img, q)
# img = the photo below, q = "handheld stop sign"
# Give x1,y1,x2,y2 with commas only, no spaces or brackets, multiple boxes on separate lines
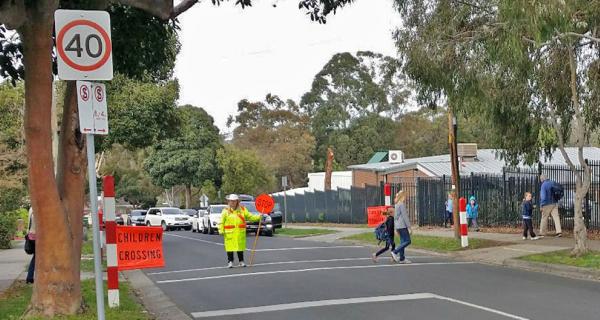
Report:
249,194,275,265
255,194,275,214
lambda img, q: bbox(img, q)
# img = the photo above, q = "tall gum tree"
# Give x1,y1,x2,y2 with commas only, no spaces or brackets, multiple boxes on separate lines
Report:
0,0,354,315
394,0,600,256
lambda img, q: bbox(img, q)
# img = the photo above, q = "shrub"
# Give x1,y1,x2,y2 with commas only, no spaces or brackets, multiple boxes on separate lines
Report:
0,211,19,249
318,213,326,222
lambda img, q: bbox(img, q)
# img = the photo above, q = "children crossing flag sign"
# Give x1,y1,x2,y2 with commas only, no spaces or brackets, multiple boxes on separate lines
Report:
116,226,164,270
55,10,113,80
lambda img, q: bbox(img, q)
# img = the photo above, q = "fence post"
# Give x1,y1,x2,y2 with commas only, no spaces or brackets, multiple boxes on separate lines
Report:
102,176,119,308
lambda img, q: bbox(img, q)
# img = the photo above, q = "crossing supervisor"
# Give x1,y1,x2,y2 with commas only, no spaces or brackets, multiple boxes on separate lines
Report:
219,194,265,268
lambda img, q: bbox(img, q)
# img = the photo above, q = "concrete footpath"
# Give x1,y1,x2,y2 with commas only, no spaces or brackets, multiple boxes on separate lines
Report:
287,224,600,282
0,241,31,294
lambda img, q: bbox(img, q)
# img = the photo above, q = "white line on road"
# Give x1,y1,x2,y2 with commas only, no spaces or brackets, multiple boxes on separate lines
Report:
156,262,474,284
190,293,529,319
147,256,434,276
431,294,530,320
251,245,364,252
164,233,224,246
164,234,365,252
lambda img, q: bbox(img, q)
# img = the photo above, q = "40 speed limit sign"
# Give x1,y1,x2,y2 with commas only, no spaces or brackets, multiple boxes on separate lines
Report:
55,10,113,80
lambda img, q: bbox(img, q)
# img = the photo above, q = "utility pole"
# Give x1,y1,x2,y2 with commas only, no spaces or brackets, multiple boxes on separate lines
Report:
448,109,460,239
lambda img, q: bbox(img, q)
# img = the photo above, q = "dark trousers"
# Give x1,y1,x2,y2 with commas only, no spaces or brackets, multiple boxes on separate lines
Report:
523,219,536,238
26,254,35,283
375,239,395,257
227,251,244,262
392,228,411,261
444,211,453,227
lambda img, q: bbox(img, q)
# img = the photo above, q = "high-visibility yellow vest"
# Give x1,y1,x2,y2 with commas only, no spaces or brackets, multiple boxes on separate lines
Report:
218,206,260,252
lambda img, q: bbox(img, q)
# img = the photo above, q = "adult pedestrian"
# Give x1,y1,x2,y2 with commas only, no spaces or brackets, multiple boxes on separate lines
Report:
218,194,263,268
539,175,562,237
26,207,36,284
391,191,412,264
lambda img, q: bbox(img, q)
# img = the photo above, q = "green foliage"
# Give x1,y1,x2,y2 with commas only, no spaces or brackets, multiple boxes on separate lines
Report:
300,51,410,168
394,0,600,165
109,4,180,82
101,144,162,209
99,74,180,151
0,83,27,193
217,145,276,196
144,105,222,191
229,95,315,188
0,210,19,249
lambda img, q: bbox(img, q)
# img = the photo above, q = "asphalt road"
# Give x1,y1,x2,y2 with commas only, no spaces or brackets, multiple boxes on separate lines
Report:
143,230,600,320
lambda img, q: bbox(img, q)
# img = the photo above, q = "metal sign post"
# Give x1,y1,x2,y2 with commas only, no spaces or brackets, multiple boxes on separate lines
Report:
282,176,288,228
86,134,105,320
56,9,113,320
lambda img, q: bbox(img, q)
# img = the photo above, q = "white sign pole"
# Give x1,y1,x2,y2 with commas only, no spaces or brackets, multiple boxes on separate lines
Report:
86,133,106,320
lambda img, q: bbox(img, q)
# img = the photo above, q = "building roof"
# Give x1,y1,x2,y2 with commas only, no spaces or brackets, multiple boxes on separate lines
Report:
348,147,600,177
367,151,388,164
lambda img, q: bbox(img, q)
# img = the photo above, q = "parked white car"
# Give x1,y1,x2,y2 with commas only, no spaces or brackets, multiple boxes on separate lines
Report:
191,208,208,233
202,204,227,234
145,207,192,231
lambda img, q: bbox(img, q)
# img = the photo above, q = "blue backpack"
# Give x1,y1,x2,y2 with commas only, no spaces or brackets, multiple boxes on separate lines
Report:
551,181,564,202
374,223,388,244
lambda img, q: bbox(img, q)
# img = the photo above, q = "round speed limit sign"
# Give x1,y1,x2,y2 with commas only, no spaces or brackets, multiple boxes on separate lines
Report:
55,10,113,80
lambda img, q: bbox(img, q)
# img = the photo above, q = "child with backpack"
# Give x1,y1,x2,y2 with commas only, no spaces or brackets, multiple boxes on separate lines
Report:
522,192,539,240
372,207,395,263
466,196,480,232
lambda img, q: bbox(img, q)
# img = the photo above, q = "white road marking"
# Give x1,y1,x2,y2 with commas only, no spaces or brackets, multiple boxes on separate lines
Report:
431,294,530,320
252,245,364,252
156,262,474,284
164,233,224,246
147,256,434,275
164,234,365,252
190,293,530,319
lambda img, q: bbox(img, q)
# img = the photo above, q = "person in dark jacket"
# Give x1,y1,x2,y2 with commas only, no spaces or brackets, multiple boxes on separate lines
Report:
372,207,395,263
522,192,539,240
539,175,562,237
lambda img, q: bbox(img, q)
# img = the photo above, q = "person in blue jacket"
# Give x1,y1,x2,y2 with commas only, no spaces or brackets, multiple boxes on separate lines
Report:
466,196,480,232
539,175,562,237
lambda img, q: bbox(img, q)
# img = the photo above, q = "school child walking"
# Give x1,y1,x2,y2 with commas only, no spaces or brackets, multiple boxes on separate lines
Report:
444,193,454,228
522,192,539,240
466,196,480,232
372,207,395,263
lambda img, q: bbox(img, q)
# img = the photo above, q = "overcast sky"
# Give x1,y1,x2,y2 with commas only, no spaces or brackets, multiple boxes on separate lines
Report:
174,0,402,132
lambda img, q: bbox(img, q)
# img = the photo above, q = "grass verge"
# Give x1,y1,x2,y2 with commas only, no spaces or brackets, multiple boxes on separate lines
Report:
0,279,150,320
518,250,600,269
342,232,507,252
276,228,338,238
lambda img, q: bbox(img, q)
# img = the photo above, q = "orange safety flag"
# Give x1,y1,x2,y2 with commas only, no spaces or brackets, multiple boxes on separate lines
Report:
367,206,392,227
116,226,164,270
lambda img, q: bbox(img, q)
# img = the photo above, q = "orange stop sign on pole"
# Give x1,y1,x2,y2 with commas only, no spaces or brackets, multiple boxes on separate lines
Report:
255,194,275,214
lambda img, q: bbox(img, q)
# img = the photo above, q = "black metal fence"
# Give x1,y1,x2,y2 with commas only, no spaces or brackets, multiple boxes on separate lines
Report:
274,161,600,231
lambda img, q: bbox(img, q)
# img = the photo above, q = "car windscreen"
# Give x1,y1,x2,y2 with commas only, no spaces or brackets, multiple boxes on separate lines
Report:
241,202,260,214
210,205,227,213
162,208,181,215
182,209,197,215
131,211,146,216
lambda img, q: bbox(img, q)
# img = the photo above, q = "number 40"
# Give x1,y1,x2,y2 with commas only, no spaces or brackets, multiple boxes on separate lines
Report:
65,33,103,58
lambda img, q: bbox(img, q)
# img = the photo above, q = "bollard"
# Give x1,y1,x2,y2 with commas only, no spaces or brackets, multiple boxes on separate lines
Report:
103,176,119,308
384,183,392,206
459,197,468,247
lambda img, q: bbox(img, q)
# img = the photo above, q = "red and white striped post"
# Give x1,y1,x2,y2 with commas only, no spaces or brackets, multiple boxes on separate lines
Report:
459,197,468,247
384,183,392,206
103,176,119,307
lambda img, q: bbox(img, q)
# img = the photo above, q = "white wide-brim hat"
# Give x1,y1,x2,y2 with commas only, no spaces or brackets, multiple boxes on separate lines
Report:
225,194,240,201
